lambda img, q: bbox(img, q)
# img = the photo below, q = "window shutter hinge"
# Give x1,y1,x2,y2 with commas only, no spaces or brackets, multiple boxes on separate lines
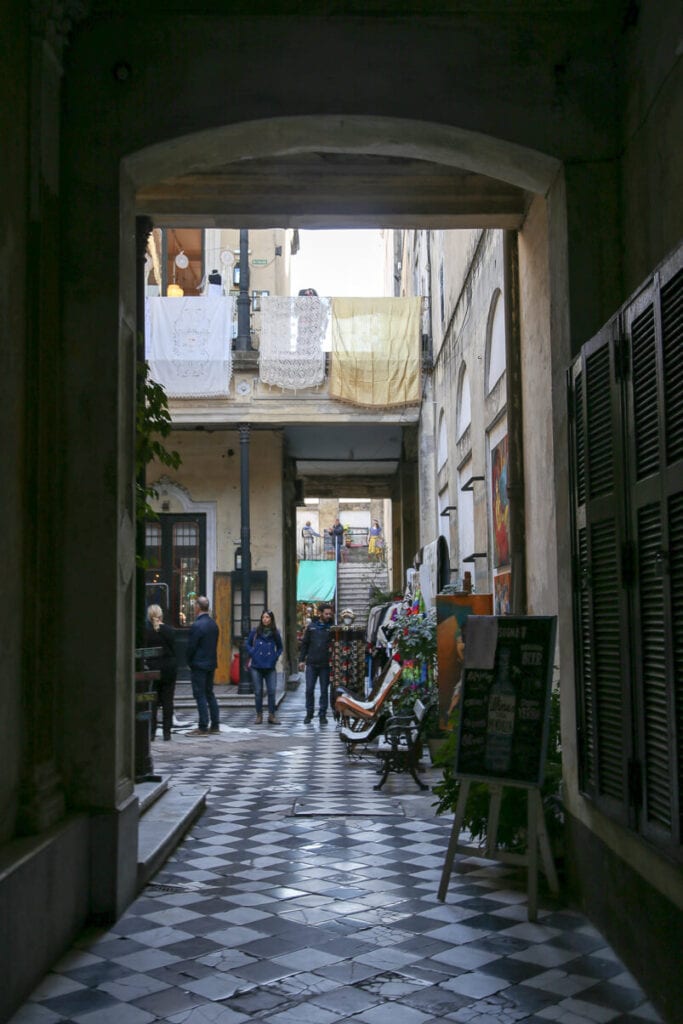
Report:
628,758,643,809
614,335,630,381
621,541,636,585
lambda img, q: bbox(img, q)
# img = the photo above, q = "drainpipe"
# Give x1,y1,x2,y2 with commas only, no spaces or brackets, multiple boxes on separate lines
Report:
235,229,251,351
237,423,253,692
503,231,527,614
135,216,153,647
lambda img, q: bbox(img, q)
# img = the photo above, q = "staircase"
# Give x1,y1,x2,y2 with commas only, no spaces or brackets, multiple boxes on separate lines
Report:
136,776,209,890
337,563,390,629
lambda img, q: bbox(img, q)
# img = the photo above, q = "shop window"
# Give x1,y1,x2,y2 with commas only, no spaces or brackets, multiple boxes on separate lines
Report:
144,513,206,632
486,290,506,393
231,571,268,643
437,410,448,469
145,522,162,569
457,364,472,438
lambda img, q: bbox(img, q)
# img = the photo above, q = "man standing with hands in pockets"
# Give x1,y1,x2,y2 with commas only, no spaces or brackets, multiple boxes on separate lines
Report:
186,596,220,736
299,603,334,725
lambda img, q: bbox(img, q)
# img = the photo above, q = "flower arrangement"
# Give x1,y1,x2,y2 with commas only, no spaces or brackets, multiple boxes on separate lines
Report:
388,607,438,716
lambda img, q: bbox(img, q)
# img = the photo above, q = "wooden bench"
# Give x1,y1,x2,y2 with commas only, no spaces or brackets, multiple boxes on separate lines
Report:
371,697,434,792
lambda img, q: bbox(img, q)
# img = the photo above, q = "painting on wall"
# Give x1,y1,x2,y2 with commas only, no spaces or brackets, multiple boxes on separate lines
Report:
491,434,510,568
436,593,493,730
494,571,511,615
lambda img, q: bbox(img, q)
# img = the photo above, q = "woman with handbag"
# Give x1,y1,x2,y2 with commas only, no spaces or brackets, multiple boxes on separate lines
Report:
144,604,177,741
246,610,284,724
368,519,384,562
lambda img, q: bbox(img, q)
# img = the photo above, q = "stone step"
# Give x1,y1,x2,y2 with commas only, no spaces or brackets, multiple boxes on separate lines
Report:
136,778,209,890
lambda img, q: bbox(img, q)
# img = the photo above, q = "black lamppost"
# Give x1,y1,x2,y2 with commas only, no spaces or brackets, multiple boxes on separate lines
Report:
235,229,251,351
237,423,253,692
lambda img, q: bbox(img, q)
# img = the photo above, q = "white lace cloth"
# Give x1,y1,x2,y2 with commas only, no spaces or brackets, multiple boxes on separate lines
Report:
145,296,233,397
259,296,329,390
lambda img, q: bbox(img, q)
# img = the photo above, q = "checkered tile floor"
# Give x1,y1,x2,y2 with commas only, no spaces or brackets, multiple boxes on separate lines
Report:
11,692,663,1024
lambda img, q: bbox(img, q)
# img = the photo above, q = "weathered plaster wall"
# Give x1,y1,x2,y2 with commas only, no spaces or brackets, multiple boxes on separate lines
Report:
517,197,558,618
430,231,508,595
621,2,683,294
148,429,285,640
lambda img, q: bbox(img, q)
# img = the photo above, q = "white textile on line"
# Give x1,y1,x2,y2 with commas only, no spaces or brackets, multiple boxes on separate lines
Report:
145,296,234,397
259,296,329,390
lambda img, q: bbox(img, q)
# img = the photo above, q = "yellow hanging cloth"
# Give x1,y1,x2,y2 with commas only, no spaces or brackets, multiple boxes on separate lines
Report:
329,297,422,407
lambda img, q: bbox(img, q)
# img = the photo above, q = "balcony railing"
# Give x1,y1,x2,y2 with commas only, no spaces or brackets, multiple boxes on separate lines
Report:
298,528,382,564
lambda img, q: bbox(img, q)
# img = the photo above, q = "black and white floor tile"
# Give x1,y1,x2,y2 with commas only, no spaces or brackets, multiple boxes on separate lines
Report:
10,695,663,1024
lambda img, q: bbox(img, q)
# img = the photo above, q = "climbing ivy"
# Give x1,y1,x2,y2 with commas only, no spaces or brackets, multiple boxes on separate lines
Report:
136,359,181,525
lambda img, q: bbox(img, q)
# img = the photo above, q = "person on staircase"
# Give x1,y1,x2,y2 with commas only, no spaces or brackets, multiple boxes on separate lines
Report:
247,610,283,724
368,519,384,561
299,603,334,724
329,518,345,562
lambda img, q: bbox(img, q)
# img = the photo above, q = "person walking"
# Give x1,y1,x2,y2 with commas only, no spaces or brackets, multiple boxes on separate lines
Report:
185,596,220,736
247,610,283,725
298,603,334,724
144,604,177,741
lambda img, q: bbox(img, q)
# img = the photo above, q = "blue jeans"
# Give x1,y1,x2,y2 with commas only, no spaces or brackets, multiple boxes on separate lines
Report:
190,667,219,731
305,664,330,719
251,667,277,715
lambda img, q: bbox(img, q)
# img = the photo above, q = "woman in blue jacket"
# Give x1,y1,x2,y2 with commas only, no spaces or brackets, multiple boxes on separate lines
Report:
247,610,283,724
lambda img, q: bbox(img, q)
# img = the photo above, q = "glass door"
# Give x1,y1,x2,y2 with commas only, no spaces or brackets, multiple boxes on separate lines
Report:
145,513,207,675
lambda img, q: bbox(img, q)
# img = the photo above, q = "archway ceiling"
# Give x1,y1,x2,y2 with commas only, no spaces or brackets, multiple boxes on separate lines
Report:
138,152,531,229
285,422,403,494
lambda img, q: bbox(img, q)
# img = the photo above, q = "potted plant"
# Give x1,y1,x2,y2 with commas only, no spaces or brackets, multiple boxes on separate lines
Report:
431,688,564,858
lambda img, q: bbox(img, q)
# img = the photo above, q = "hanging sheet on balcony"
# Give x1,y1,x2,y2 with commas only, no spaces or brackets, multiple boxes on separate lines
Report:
296,560,337,602
145,296,234,397
258,296,329,390
328,297,422,407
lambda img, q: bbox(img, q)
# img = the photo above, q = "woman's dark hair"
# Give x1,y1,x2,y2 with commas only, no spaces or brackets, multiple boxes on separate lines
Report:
256,609,277,634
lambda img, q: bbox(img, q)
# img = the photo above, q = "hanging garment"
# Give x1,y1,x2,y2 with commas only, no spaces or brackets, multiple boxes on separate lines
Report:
296,560,337,602
259,295,329,390
146,296,234,398
329,297,422,407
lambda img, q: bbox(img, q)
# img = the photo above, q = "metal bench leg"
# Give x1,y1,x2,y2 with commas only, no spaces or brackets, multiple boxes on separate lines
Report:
410,765,429,790
373,765,390,790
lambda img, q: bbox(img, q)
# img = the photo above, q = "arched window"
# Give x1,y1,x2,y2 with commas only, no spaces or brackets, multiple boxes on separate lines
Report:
457,363,471,438
486,290,506,392
437,410,448,469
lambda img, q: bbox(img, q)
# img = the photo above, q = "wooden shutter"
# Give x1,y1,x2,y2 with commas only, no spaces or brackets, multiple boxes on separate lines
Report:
569,319,632,824
624,250,683,849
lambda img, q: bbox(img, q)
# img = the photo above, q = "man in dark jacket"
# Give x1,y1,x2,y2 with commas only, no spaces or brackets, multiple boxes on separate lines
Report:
298,603,334,724
185,596,220,736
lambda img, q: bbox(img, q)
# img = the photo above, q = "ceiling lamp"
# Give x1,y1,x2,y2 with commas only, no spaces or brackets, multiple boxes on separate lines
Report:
167,283,184,297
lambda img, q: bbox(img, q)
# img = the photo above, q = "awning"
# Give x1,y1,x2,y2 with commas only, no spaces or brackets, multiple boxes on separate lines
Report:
296,561,337,602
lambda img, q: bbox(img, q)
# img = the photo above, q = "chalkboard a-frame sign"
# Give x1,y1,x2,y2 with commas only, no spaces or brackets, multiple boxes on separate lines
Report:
454,615,557,787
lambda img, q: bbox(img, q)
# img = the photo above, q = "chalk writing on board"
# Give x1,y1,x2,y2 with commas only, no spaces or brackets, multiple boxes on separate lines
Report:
455,616,556,786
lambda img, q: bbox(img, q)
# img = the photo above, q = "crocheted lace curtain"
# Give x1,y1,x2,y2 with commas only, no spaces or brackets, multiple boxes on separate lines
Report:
329,297,422,407
146,296,234,398
259,296,329,390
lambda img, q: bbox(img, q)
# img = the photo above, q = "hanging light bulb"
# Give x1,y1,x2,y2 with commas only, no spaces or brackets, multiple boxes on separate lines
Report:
167,283,184,296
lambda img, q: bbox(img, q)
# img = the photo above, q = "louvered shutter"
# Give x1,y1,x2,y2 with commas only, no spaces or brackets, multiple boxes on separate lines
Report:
569,320,632,825
624,249,683,849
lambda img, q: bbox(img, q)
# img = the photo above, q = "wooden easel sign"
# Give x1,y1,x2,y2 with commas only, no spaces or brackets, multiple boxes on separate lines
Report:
437,615,558,921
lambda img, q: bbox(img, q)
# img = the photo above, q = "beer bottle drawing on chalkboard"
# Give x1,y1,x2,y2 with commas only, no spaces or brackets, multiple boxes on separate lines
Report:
485,646,516,773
